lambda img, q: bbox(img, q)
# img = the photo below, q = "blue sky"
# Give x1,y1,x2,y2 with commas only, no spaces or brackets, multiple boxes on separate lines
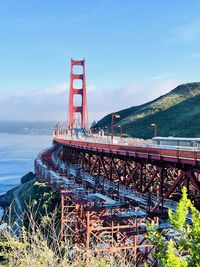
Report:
0,0,200,121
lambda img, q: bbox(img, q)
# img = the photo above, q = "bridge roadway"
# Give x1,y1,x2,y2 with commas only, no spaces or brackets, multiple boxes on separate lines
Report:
53,133,200,166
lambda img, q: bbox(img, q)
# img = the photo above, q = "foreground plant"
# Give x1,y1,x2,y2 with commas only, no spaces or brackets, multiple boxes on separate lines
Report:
147,187,200,267
0,204,133,267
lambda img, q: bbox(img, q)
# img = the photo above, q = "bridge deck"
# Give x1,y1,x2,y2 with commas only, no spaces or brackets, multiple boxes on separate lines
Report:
53,134,200,166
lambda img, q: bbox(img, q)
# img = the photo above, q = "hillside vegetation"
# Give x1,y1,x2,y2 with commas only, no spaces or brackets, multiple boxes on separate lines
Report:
0,173,60,225
94,82,200,139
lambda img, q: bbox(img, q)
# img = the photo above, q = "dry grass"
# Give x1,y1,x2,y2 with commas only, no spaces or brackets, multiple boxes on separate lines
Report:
0,204,136,267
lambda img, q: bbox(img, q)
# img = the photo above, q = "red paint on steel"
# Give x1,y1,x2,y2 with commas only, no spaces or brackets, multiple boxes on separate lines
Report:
54,137,200,165
67,59,88,129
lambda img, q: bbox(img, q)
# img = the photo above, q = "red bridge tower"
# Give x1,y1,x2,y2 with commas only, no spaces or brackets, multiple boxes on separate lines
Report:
67,59,88,129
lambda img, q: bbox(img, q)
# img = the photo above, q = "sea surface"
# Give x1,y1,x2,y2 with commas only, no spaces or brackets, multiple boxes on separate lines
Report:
0,208,3,219
0,134,52,197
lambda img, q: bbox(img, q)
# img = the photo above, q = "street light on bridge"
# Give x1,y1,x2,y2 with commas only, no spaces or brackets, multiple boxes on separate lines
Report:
150,123,157,137
111,114,120,141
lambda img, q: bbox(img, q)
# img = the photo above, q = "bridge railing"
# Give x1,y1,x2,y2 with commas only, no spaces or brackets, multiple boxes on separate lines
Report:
52,130,200,164
52,130,153,147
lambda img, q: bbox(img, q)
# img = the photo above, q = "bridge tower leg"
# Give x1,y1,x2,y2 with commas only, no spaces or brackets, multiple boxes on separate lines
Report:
67,59,88,130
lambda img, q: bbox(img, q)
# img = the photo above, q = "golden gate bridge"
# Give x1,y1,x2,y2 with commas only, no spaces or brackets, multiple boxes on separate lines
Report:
35,59,200,266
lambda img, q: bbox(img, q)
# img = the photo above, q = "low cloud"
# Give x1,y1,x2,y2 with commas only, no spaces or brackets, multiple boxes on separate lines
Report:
88,79,179,121
0,83,68,122
0,79,180,124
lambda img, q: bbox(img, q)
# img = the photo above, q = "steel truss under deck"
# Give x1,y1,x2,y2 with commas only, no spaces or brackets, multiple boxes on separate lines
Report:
61,144,200,208
61,193,154,264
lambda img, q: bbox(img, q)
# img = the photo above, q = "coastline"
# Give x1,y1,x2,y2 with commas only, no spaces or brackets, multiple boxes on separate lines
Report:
0,172,36,218
0,133,52,216
0,181,21,223
0,207,3,219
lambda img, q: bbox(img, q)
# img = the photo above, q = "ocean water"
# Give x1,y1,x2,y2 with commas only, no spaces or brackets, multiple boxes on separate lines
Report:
0,207,3,219
0,134,52,196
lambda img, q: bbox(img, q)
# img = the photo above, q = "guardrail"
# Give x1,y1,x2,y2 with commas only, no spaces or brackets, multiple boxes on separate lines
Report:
53,132,153,146
53,133,200,164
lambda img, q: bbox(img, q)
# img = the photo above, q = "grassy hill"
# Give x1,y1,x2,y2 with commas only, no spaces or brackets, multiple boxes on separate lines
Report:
93,82,200,139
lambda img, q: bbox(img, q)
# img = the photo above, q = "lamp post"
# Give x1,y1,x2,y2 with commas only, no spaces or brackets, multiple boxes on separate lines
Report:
150,123,157,137
111,114,120,141
118,125,122,141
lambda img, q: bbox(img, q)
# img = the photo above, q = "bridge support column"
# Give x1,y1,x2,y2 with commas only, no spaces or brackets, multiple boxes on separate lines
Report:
67,59,88,129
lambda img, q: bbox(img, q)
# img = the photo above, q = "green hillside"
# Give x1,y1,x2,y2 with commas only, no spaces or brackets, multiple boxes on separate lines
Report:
93,82,200,139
